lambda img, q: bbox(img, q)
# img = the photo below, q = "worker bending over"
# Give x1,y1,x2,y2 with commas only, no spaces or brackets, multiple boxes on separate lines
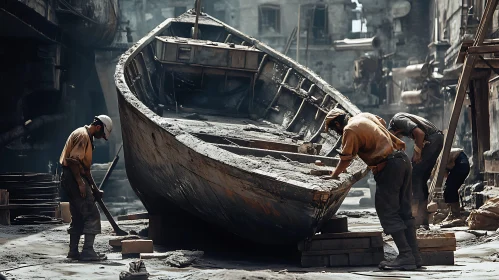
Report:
323,108,421,270
436,148,470,228
59,115,112,261
388,113,443,229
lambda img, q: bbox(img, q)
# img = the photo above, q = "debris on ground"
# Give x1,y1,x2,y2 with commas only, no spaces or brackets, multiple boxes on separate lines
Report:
119,260,149,280
336,211,377,218
347,190,364,197
358,197,373,207
163,250,204,268
467,196,499,230
184,113,207,121
454,231,477,242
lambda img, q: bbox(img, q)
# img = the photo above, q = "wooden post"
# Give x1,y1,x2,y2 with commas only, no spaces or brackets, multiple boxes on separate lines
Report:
296,4,301,63
474,78,491,174
0,189,10,225
429,0,499,202
469,82,481,180
193,0,202,39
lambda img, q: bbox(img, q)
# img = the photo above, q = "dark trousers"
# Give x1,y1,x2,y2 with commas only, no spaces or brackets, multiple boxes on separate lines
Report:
443,152,470,203
374,151,414,234
412,132,444,202
61,168,101,235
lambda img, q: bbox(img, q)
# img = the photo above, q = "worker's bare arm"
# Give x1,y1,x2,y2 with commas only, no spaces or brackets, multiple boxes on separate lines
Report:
322,158,352,180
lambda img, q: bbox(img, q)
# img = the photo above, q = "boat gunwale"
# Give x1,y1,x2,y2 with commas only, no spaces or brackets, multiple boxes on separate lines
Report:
115,12,367,199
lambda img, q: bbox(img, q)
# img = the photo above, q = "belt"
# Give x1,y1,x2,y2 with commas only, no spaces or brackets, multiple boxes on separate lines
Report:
369,151,404,175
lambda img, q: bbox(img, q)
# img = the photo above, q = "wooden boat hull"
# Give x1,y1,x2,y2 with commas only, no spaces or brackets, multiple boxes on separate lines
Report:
115,11,368,245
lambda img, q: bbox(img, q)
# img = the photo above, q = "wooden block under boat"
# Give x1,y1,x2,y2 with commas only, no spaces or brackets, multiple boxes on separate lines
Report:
420,251,455,266
301,251,384,267
298,231,383,253
320,216,348,234
416,232,456,250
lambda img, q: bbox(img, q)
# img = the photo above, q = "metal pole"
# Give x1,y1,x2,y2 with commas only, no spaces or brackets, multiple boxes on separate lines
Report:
193,0,202,39
296,4,301,63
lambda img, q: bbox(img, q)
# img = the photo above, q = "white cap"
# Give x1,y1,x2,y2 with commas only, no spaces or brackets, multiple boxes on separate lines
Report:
96,115,113,140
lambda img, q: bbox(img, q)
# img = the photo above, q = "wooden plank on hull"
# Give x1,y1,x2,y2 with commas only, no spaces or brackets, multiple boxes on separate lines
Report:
264,68,292,115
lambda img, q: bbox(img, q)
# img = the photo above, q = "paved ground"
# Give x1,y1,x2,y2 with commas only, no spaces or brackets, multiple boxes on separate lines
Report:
1,189,499,280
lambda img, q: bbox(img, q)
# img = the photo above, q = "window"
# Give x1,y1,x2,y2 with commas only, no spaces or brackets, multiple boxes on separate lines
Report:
258,4,281,34
301,4,328,43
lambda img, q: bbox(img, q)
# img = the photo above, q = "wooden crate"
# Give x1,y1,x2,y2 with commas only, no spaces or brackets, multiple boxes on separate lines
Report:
299,231,384,267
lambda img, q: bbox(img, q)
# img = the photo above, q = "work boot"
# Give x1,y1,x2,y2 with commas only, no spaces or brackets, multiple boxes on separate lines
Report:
440,202,465,228
404,225,423,268
67,234,80,260
379,230,417,271
79,234,107,261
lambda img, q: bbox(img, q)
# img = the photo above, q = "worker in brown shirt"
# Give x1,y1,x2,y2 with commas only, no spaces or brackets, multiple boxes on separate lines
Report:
323,108,421,270
60,115,112,261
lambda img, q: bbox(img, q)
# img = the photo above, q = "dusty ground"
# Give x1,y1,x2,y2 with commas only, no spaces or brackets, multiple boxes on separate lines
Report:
2,190,499,280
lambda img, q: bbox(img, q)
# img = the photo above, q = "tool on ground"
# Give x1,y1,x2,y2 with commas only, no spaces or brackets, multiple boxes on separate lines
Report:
84,144,127,236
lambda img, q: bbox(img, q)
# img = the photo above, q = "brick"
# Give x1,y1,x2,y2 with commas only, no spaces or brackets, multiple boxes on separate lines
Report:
370,236,383,248
309,237,371,251
420,251,454,266
60,202,71,223
329,254,349,267
301,255,329,267
420,245,456,252
121,240,153,255
312,231,382,240
417,237,456,248
302,246,383,256
321,216,348,234
348,252,384,266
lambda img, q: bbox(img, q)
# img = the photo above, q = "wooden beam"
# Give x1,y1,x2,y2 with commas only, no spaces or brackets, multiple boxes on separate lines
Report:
467,44,499,54
474,58,499,68
286,84,316,131
429,0,499,201
163,64,256,77
193,0,202,39
215,143,339,166
473,78,491,174
429,0,499,202
264,68,292,115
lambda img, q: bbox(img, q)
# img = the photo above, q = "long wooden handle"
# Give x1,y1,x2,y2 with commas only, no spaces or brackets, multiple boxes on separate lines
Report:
95,197,128,236
86,175,128,236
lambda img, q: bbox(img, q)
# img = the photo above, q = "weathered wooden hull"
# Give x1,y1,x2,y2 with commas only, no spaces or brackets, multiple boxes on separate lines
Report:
115,11,368,245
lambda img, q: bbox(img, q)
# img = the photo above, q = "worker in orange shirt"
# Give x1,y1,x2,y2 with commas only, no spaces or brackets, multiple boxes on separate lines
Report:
323,108,421,270
59,115,112,261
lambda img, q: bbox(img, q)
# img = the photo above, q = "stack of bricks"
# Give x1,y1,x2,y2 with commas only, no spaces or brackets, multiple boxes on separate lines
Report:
417,232,456,266
299,216,384,267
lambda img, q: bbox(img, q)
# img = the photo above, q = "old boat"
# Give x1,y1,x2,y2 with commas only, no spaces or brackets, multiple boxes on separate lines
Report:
115,10,368,245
